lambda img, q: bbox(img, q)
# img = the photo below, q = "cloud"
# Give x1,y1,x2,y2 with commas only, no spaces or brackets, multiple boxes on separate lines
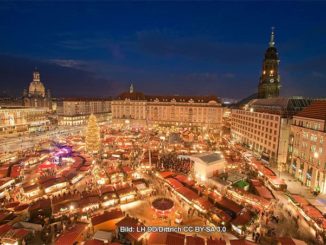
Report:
49,59,86,69
0,54,123,97
55,37,125,60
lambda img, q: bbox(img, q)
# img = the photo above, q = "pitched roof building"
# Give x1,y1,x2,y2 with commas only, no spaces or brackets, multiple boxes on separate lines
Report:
112,84,223,128
288,100,326,194
231,97,311,167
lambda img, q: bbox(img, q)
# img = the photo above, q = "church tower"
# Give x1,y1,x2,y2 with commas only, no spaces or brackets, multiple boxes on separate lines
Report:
258,28,281,98
129,83,134,93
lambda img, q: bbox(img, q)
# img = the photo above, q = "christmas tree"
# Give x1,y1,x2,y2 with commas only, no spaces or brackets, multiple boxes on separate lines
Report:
85,114,101,153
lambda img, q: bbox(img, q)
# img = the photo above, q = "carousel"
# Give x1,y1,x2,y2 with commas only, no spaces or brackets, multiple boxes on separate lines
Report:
151,197,174,217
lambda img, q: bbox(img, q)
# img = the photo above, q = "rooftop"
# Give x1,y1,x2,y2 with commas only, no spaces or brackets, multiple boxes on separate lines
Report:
193,152,224,165
61,97,112,102
148,232,185,245
91,209,124,226
295,100,326,121
116,89,220,104
248,97,311,116
55,223,87,245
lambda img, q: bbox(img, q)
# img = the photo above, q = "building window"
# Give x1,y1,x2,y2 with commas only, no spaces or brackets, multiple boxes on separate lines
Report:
311,145,316,152
310,134,317,142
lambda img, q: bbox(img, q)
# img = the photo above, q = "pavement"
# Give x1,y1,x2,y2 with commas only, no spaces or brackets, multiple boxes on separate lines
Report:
271,167,326,215
0,125,85,152
273,169,314,197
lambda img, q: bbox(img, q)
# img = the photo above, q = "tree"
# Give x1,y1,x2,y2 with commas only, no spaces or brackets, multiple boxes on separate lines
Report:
85,114,101,153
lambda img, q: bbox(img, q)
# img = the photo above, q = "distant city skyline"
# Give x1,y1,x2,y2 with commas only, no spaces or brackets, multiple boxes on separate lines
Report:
0,2,326,99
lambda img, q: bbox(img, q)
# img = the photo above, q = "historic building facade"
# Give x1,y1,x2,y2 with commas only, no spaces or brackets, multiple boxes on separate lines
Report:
258,28,281,99
111,85,223,129
288,101,326,194
231,98,310,167
0,106,50,135
57,98,111,126
23,70,52,109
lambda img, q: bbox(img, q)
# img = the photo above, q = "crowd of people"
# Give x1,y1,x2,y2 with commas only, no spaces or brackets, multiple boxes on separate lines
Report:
157,153,193,174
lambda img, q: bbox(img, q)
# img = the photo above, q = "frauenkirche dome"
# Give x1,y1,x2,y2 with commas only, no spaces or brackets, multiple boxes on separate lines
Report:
28,70,45,97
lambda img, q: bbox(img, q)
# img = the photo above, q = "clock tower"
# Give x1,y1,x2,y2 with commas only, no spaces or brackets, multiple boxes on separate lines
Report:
258,28,281,98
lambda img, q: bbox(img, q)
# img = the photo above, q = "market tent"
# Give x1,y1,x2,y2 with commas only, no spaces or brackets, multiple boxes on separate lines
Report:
303,205,323,219
176,186,199,201
148,232,185,245
194,197,213,211
291,194,309,206
207,237,226,245
254,186,274,200
160,171,175,179
166,178,183,190
174,175,195,186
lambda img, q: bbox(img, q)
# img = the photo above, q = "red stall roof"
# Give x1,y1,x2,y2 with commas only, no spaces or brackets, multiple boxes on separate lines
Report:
254,186,274,200
122,166,132,174
186,236,205,245
91,209,123,226
13,229,30,239
148,232,185,245
291,194,309,206
160,171,175,179
250,179,262,187
0,224,12,236
166,178,184,190
38,161,56,170
217,197,243,214
207,237,226,245
55,223,87,245
303,205,323,219
10,165,21,178
80,165,91,171
268,176,286,186
176,186,199,201
174,175,195,186
194,197,213,211
84,240,104,245
260,167,276,177
100,185,115,194
231,210,252,226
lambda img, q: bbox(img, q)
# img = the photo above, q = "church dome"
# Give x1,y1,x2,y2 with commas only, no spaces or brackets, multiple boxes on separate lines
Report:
28,71,45,96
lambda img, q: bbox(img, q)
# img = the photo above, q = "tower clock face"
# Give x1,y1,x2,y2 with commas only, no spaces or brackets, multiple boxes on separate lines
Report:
270,79,274,83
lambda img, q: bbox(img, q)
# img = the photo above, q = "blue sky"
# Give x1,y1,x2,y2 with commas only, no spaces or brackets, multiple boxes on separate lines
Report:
0,1,325,99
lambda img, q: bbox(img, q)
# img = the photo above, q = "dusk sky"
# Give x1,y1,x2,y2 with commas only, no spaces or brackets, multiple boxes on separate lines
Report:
0,1,325,99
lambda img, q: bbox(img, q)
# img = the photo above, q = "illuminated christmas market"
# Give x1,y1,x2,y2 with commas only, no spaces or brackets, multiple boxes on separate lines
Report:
1,2,326,245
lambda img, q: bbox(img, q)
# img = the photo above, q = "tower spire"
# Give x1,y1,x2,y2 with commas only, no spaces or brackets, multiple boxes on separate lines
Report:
258,27,280,98
130,83,134,93
269,27,275,47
